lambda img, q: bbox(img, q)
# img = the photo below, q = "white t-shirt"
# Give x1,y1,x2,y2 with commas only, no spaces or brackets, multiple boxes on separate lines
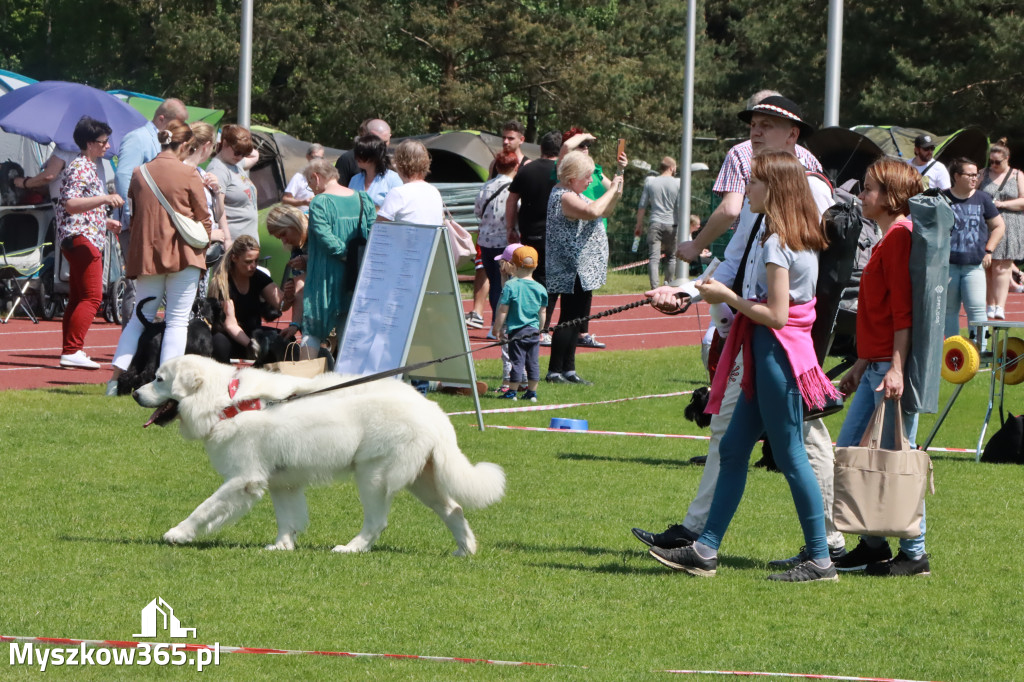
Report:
283,171,314,203
377,181,444,225
908,158,951,190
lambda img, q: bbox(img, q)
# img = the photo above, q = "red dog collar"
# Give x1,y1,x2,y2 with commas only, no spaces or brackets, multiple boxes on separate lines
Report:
220,398,263,421
221,375,263,420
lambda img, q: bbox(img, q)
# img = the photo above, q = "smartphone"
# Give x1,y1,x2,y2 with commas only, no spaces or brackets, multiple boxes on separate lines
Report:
617,138,626,158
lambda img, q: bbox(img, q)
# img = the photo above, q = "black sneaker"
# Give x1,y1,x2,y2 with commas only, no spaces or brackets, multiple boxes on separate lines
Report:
631,523,698,549
865,551,931,577
545,372,569,383
648,544,717,577
563,373,593,385
767,559,838,582
833,540,893,572
768,545,848,570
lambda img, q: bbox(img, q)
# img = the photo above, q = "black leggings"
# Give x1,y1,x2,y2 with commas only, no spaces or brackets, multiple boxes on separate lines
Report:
547,275,592,374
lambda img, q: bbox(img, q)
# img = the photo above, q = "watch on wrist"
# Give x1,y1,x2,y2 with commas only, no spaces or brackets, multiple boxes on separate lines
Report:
985,248,994,254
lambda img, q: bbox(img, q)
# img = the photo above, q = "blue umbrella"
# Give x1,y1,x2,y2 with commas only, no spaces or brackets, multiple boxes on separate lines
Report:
0,80,147,158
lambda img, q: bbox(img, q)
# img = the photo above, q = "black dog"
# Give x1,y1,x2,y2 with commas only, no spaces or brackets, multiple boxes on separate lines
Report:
0,160,25,206
116,297,216,395
684,386,712,428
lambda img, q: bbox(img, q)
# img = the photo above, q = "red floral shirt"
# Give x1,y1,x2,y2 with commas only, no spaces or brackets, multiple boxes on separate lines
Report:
55,154,107,251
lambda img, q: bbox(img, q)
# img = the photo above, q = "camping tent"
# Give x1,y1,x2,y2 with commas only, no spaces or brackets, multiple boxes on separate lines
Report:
0,69,48,181
108,90,225,127
249,126,345,209
391,130,541,182
851,125,990,168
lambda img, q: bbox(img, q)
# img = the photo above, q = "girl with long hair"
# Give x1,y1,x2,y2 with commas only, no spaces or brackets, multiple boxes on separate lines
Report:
649,150,840,582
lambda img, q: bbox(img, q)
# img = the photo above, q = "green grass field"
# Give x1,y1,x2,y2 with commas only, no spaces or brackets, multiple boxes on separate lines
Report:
1,346,1022,681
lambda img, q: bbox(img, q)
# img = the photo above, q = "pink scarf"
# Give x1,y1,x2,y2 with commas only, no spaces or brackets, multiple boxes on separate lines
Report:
706,298,841,414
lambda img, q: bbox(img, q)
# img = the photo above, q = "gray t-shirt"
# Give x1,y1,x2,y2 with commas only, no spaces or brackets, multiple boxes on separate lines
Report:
753,232,819,304
206,156,259,243
637,174,679,225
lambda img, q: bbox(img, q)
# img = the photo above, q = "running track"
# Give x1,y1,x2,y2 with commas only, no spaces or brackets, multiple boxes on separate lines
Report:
2,293,1022,391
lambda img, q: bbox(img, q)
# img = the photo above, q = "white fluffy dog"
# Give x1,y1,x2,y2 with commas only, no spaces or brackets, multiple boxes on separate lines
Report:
133,355,505,555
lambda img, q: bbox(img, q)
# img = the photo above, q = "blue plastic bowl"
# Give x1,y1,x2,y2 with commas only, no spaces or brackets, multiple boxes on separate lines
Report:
550,418,588,431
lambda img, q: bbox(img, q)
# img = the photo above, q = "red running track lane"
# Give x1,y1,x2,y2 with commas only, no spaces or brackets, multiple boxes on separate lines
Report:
3,293,1022,391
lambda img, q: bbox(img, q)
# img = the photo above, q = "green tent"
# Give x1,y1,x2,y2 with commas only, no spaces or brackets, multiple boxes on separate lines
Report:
107,90,224,126
850,124,990,167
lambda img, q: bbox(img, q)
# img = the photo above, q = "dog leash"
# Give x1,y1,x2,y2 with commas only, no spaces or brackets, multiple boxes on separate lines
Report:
278,294,693,403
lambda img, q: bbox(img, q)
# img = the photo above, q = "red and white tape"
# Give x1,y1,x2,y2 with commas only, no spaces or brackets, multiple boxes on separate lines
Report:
1,636,944,679
662,669,940,682
0,635,573,668
446,390,692,416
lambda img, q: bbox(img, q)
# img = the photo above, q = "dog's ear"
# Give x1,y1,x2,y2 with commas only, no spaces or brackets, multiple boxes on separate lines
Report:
170,364,204,397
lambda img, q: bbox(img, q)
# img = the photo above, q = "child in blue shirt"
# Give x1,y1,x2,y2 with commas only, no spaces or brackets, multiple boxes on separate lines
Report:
492,245,548,402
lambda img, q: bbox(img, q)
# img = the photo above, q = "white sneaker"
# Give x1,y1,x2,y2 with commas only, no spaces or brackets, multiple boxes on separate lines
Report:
988,305,997,318
59,350,100,370
995,306,1006,320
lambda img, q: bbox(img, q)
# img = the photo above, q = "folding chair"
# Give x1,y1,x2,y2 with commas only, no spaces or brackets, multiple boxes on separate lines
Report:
0,204,52,324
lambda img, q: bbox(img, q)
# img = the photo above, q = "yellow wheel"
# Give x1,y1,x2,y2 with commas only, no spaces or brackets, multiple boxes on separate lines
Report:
994,336,1024,386
941,335,980,384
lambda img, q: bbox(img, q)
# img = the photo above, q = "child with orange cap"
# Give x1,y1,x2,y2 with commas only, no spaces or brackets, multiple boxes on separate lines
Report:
492,245,548,402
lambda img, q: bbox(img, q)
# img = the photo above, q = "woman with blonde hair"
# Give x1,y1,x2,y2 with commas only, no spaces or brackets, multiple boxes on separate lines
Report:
266,203,308,341
543,149,625,385
207,235,285,362
107,119,211,392
649,150,840,582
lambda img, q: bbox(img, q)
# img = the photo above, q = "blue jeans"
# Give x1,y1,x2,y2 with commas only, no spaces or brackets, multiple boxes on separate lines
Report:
698,326,829,560
835,361,926,558
945,263,986,340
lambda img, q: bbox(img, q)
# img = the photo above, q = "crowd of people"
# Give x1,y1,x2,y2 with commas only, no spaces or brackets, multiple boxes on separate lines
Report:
27,93,1024,581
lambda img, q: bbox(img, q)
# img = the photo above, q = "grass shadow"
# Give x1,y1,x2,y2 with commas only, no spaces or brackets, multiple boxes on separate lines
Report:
557,451,693,468
59,534,416,554
494,540,624,557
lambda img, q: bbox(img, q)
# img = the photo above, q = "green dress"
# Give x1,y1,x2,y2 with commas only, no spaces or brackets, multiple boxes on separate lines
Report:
302,191,376,341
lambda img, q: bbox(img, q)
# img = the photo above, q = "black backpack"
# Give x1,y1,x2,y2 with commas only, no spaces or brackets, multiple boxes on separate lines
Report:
982,414,1024,464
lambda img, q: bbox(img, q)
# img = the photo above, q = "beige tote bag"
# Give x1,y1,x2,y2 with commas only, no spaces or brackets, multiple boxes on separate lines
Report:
833,400,935,539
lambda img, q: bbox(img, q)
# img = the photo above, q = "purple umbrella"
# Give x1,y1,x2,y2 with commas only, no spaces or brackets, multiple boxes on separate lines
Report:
0,80,147,159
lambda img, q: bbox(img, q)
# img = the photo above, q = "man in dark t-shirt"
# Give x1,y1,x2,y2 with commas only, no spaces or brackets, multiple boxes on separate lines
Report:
506,130,561,286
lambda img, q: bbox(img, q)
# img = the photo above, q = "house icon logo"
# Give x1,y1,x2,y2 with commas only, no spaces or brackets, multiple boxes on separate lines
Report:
133,597,197,639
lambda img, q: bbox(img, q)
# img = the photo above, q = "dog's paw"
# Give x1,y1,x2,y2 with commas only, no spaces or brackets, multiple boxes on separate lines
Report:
265,536,296,551
163,527,194,545
331,543,369,554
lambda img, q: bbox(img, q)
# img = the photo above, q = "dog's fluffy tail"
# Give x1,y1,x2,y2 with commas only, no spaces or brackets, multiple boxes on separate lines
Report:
431,431,505,510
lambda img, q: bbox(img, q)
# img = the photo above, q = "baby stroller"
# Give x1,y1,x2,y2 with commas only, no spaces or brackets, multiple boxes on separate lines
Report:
41,228,127,324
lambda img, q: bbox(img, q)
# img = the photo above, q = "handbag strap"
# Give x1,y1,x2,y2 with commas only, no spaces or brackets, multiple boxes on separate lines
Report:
139,164,179,223
858,398,910,451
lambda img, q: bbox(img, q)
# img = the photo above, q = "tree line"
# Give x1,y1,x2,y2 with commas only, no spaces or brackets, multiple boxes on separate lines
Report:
3,0,1024,236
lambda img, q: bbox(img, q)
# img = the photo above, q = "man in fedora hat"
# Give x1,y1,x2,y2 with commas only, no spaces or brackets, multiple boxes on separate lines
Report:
908,133,950,190
634,94,850,581
677,91,821,265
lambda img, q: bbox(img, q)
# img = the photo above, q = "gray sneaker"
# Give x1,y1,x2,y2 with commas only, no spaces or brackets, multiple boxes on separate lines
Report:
768,545,848,570
767,560,838,582
648,544,717,577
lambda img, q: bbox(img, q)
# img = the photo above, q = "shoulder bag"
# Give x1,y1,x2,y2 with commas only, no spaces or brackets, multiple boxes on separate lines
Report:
444,204,475,266
833,400,934,538
139,164,210,249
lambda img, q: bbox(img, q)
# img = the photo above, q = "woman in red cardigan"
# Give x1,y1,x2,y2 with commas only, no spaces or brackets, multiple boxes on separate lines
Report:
832,157,929,577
